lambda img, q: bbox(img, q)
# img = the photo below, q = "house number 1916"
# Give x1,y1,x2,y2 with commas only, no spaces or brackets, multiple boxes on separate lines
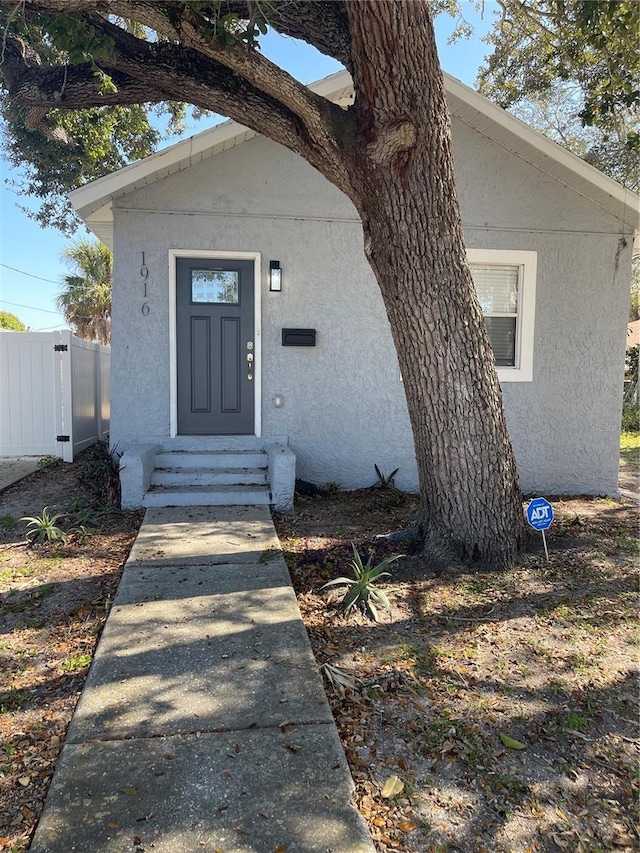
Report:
140,252,150,315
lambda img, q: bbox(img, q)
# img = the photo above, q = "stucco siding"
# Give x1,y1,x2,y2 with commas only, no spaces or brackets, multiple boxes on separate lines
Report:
117,135,358,222
116,129,625,237
110,125,631,495
111,207,418,490
481,231,631,494
451,118,625,235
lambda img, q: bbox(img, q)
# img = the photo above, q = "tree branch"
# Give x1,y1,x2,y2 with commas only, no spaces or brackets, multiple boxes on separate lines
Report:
1,1,348,137
94,12,352,189
0,0,352,67
1,33,167,107
0,8,355,192
214,1,352,67
94,1,343,152
494,0,558,40
0,31,168,141
261,1,352,70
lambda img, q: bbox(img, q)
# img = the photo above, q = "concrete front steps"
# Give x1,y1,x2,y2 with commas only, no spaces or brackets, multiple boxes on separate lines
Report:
145,449,271,507
119,437,295,511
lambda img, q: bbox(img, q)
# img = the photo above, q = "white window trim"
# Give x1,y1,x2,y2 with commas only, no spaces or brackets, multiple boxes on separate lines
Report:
467,248,537,383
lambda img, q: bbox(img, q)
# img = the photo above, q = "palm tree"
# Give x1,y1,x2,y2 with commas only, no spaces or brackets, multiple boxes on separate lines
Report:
57,240,112,344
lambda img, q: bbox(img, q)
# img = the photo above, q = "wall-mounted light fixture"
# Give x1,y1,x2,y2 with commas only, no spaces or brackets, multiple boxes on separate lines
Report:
269,260,282,292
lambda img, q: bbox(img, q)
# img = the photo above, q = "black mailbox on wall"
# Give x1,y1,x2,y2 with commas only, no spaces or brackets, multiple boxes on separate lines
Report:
282,328,316,347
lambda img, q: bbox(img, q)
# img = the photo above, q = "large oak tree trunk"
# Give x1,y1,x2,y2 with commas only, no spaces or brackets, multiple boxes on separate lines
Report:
344,3,525,570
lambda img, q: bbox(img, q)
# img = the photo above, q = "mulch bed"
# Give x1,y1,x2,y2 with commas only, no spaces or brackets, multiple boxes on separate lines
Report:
274,487,639,853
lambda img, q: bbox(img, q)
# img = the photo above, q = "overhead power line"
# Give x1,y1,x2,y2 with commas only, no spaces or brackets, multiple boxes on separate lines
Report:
1,262,112,295
1,299,108,323
33,324,68,332
0,262,59,284
0,299,62,315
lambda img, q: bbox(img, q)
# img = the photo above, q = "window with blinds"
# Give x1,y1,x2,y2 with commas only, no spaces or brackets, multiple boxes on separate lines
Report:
466,249,536,382
469,264,520,367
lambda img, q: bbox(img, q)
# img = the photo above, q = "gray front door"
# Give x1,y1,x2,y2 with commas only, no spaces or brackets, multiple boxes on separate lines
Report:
176,257,255,435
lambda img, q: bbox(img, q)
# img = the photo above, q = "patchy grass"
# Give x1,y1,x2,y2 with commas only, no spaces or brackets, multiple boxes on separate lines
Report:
619,432,640,493
60,653,93,672
1,455,637,853
620,431,640,451
275,490,639,853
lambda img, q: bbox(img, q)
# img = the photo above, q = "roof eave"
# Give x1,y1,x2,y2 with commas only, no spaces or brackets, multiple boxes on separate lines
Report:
69,67,640,240
69,69,355,223
444,73,639,225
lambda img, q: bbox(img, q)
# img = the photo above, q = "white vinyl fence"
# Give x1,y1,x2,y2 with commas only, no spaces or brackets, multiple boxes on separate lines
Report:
0,330,110,462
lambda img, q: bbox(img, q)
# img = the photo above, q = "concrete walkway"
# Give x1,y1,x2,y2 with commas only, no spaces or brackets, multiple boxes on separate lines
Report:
30,506,375,853
0,456,40,491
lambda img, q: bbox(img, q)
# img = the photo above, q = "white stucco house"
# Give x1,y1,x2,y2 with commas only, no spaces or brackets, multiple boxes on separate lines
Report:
69,70,639,510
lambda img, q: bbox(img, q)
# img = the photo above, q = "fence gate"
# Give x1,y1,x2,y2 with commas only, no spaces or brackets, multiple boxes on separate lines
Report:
0,330,110,462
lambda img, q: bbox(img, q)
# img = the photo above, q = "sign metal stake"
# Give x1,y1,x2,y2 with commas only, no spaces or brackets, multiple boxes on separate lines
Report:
541,529,549,562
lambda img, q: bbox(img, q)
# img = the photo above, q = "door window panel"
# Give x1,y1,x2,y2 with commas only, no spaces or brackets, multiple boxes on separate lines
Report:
191,269,239,304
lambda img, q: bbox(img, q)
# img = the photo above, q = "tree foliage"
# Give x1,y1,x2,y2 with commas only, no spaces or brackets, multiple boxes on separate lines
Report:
0,310,26,330
507,82,639,190
477,0,639,155
1,2,637,230
0,6,189,231
3,98,180,232
0,2,339,231
57,239,112,343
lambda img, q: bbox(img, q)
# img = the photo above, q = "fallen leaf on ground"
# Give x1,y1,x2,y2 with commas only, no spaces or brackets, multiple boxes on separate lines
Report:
381,775,404,798
500,733,526,750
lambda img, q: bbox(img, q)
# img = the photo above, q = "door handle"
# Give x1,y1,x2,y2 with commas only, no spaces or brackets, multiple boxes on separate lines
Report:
246,345,254,380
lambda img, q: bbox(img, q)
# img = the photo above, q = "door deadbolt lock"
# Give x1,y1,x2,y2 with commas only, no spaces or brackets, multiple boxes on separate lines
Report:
246,341,254,350
247,353,254,362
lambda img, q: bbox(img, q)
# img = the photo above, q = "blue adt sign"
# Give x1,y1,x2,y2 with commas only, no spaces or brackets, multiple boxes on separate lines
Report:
526,497,554,531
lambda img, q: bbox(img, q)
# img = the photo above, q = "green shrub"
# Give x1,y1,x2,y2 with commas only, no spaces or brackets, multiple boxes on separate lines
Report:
80,441,121,507
621,403,640,432
37,455,59,469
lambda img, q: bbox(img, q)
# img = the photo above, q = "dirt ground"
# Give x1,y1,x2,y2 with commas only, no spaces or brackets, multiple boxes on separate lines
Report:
0,453,142,853
0,456,638,853
273,486,639,853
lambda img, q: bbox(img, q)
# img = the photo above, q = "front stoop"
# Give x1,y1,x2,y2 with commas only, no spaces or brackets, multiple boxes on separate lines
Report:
119,437,295,511
146,449,271,507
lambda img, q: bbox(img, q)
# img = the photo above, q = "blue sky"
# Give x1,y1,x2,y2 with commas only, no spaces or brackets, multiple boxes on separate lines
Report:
0,3,497,332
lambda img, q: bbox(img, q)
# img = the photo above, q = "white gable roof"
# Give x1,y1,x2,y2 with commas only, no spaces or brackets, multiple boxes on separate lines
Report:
69,69,639,248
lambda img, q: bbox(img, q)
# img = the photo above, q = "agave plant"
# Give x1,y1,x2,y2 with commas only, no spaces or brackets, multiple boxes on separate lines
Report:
374,464,399,488
320,662,357,694
321,545,401,621
21,507,67,545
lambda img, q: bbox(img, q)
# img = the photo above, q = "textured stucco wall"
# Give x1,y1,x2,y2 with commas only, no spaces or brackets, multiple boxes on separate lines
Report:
110,125,633,494
469,229,631,494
